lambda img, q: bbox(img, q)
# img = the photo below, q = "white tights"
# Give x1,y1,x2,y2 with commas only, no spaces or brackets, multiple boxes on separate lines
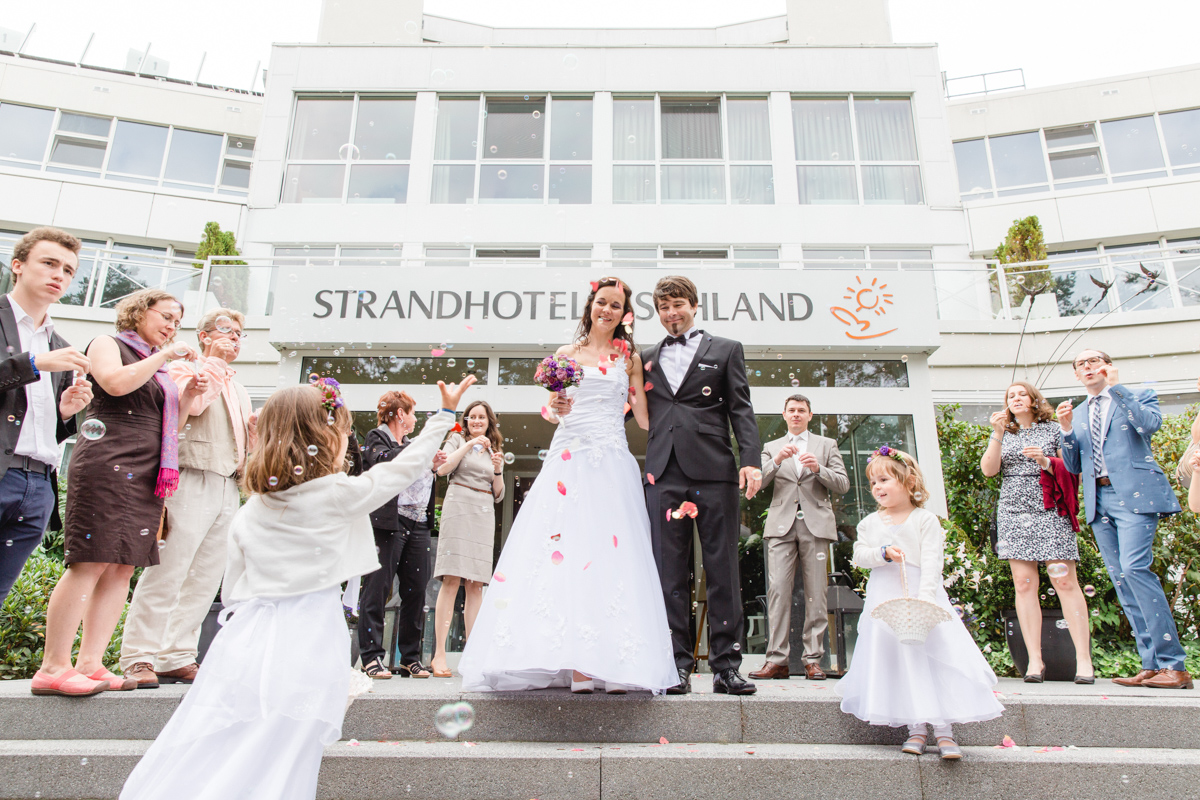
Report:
908,722,953,739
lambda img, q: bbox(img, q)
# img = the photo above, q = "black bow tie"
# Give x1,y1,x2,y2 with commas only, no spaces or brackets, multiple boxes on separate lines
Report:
664,331,699,346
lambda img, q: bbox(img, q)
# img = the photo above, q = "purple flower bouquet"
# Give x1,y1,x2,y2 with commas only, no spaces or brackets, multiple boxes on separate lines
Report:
534,355,584,393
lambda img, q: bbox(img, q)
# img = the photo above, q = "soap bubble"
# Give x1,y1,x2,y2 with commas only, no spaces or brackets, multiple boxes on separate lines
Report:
215,316,233,334
447,358,456,367
293,465,304,476
1083,585,1096,597
268,476,279,487
901,355,909,363
1046,563,1069,579
139,528,150,536
701,387,712,396
503,452,515,464
435,701,475,738
307,445,319,456
796,510,805,520
562,54,579,70
1055,619,1069,630
537,450,548,461
466,359,476,368
80,419,107,440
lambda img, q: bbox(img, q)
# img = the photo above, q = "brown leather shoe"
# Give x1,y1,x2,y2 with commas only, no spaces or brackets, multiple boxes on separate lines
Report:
1111,668,1159,687
748,661,789,680
125,662,159,689
804,663,827,680
156,664,199,685
1142,669,1194,690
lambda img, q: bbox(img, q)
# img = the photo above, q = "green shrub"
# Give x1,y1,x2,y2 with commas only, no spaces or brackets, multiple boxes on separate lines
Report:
0,547,127,680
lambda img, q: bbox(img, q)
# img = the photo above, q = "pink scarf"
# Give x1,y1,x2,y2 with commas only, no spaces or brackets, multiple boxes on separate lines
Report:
116,331,180,498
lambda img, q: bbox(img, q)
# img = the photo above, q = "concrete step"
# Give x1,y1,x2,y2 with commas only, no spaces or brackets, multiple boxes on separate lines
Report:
2,677,1198,749
1,739,1197,800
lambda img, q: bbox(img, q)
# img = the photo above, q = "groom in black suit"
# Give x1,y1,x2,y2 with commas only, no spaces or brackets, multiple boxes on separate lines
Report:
642,276,762,695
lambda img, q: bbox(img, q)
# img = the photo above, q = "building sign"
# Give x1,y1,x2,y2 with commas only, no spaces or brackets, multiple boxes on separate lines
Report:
270,267,940,352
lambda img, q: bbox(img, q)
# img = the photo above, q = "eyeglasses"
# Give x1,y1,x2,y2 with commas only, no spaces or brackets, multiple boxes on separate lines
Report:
204,328,248,341
1072,357,1109,368
147,307,181,329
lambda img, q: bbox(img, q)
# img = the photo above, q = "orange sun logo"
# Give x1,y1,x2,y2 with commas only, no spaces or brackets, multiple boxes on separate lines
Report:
830,276,898,339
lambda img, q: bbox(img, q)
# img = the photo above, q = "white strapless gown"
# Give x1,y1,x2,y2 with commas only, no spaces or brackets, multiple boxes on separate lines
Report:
458,359,678,693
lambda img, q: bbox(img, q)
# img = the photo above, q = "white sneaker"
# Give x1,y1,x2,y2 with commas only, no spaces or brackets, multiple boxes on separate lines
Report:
571,678,594,694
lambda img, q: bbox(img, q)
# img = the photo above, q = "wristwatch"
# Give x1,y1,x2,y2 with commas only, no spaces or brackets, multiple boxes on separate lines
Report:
881,545,892,562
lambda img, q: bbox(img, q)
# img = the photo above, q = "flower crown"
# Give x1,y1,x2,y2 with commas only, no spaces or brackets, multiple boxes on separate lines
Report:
308,373,345,414
869,444,906,464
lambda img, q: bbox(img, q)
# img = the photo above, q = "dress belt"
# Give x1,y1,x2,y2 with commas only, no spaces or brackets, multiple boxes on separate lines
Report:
451,481,493,495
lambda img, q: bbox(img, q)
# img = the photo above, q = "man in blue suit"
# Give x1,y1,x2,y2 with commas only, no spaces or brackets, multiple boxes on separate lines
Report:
1056,350,1191,689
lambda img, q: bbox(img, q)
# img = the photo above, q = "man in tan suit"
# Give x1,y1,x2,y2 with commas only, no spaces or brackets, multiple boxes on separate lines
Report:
749,394,849,681
120,308,254,687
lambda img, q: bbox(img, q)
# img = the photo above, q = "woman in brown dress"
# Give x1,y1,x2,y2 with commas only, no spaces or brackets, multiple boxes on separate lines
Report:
35,289,206,695
429,400,505,677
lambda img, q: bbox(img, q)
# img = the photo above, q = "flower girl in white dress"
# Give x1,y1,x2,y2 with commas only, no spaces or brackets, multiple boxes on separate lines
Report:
837,447,1003,760
458,278,678,694
120,376,475,800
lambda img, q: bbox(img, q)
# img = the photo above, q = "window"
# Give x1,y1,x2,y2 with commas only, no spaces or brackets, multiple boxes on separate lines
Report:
1100,116,1166,180
284,95,414,204
868,249,931,270
1106,242,1172,311
301,356,488,385
0,103,248,194
803,248,865,268
988,132,1048,195
1160,108,1200,173
1045,124,1105,190
793,96,922,205
952,139,992,200
0,103,54,168
733,248,781,268
432,94,592,205
614,95,772,205
612,245,779,269
423,245,592,267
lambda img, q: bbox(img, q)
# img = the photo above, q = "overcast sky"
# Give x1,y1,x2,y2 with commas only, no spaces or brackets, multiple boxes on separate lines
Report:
5,1,1198,93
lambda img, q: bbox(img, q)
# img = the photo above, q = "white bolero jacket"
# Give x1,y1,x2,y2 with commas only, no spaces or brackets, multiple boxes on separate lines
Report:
852,507,946,603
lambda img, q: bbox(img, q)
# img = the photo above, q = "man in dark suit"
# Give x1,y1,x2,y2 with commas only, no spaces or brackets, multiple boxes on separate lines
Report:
0,227,93,603
641,275,762,695
357,391,447,679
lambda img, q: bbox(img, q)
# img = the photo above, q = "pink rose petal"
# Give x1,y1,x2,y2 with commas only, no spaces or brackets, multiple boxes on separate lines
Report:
583,561,591,570
493,572,506,583
551,551,564,565
645,360,653,372
541,406,553,421
647,473,655,485
562,449,572,460
431,349,445,357
613,535,619,548
557,481,566,495
659,737,669,745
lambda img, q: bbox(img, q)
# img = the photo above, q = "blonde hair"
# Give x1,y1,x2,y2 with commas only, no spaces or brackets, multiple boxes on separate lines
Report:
242,384,353,495
196,307,246,343
865,448,929,509
115,289,183,333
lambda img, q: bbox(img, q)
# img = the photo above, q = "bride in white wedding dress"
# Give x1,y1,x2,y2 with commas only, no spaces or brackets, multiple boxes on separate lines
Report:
457,278,678,694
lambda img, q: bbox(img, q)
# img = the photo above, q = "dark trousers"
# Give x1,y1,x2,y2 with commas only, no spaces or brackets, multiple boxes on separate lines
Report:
645,452,744,673
357,520,431,667
0,467,55,604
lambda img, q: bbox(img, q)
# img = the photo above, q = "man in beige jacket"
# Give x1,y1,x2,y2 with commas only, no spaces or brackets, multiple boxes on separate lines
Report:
749,394,849,681
120,308,253,687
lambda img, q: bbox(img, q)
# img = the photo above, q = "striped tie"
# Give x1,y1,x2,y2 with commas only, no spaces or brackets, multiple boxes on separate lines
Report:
1089,396,1105,478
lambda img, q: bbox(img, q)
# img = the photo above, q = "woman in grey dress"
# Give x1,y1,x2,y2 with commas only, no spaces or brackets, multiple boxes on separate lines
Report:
429,399,505,677
980,381,1093,683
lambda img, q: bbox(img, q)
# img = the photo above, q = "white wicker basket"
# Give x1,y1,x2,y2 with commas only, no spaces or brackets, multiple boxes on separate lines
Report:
870,554,952,645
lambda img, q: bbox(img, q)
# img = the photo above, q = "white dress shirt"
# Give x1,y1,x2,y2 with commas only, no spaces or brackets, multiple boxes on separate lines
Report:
660,326,701,394
9,295,60,468
1088,386,1113,478
787,430,810,476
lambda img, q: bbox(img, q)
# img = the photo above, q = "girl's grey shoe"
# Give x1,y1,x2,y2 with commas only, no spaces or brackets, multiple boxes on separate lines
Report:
936,736,963,760
901,733,927,755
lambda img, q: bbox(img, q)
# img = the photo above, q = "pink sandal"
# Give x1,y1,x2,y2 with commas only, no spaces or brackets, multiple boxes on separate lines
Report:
30,669,108,697
87,668,138,691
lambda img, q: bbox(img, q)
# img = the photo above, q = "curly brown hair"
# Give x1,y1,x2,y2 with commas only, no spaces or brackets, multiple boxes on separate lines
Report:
12,227,81,264
1003,381,1054,434
376,390,415,427
114,289,183,334
572,276,635,348
866,448,929,509
242,384,353,495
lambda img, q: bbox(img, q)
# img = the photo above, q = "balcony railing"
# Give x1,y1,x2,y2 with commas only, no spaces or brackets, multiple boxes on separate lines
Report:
1,235,1196,326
